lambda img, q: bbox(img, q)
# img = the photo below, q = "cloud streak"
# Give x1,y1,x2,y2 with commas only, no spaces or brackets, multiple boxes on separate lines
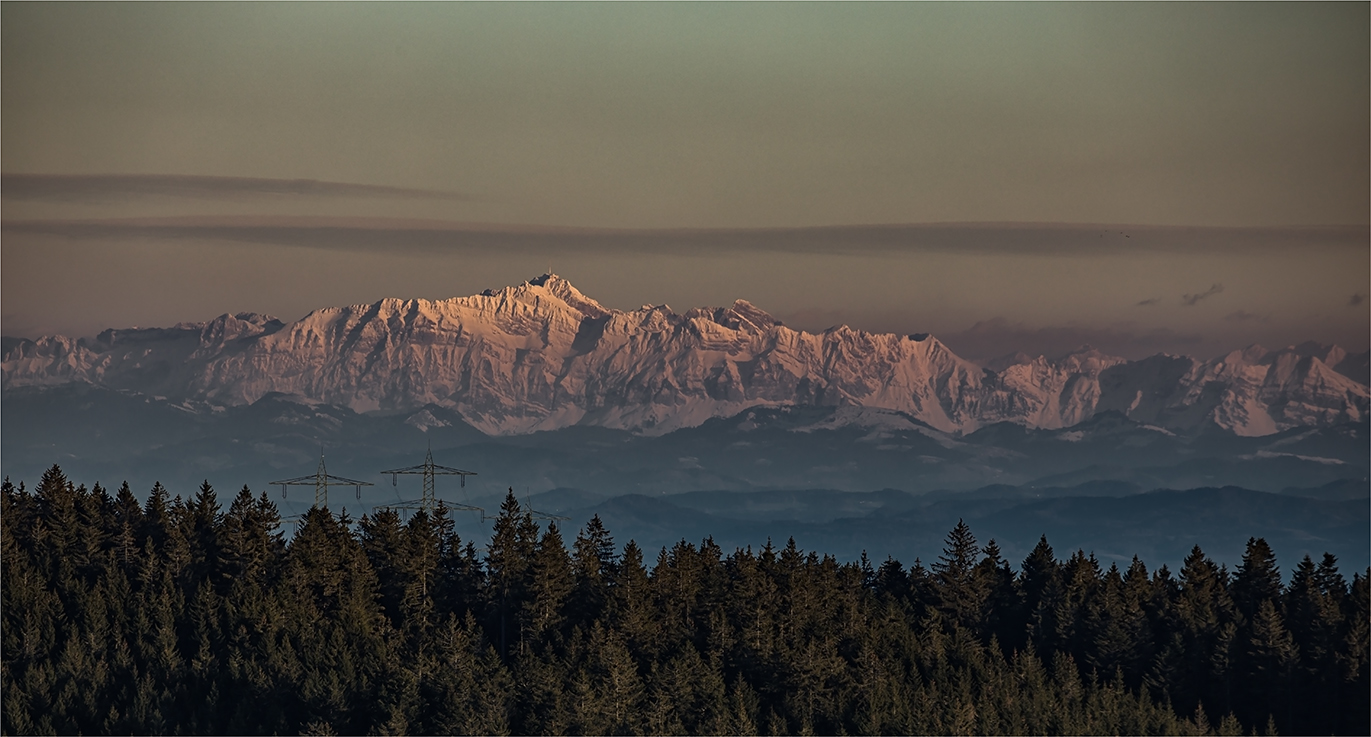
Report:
1181,283,1225,306
1224,310,1269,323
0,174,469,202
1136,297,1161,307
3,216,1364,257
935,317,1207,362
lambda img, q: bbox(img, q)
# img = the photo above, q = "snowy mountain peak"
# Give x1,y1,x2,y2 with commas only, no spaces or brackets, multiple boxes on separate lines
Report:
201,312,283,339
2,278,1367,437
681,300,779,334
522,273,612,318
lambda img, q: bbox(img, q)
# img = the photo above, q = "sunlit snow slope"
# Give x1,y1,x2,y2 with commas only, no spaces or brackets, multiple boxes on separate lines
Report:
4,275,1366,436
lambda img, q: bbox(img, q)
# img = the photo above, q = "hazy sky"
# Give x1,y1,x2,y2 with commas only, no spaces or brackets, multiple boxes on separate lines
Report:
3,3,1367,360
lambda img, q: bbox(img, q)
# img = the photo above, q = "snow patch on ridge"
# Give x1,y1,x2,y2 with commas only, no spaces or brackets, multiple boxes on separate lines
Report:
405,409,451,432
1245,450,1348,465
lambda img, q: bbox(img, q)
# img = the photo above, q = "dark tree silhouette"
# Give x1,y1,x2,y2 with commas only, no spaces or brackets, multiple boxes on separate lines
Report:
3,466,1366,736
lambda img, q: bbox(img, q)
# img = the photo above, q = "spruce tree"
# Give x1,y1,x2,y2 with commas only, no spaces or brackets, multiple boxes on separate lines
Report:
402,509,441,632
359,508,408,629
112,481,144,569
1084,562,1149,687
184,480,222,585
431,502,480,620
1231,537,1281,623
1285,553,1349,734
1174,545,1237,721
611,540,659,663
874,556,909,602
933,520,986,634
569,514,616,631
1020,535,1062,655
141,481,174,551
1339,569,1370,736
525,522,573,649
484,490,537,659
1235,598,1297,732
975,539,1021,654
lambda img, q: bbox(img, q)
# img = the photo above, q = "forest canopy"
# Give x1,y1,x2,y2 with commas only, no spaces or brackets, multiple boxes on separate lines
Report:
2,466,1367,736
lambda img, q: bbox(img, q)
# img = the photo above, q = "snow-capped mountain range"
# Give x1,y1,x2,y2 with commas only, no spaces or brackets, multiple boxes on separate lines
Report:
3,274,1367,437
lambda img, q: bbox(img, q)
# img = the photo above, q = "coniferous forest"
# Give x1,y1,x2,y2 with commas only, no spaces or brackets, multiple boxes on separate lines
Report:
2,466,1367,736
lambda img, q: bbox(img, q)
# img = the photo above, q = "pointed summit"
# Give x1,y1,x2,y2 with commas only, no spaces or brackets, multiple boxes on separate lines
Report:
525,273,613,318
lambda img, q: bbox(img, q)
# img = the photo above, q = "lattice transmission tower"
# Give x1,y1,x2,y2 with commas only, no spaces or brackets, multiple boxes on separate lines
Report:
270,451,373,510
381,447,479,516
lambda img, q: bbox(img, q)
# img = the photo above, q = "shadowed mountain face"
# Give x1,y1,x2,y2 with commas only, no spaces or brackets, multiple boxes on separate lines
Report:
3,275,1367,437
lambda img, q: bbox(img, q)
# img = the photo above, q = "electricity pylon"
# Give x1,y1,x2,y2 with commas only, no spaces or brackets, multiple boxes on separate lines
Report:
271,451,373,509
505,487,570,523
381,447,479,516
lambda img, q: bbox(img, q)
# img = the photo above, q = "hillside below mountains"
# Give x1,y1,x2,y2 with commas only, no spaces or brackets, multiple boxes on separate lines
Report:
4,274,1366,437
2,382,1366,572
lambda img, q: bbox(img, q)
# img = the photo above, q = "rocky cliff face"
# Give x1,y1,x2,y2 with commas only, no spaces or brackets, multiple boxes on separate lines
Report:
4,275,1367,436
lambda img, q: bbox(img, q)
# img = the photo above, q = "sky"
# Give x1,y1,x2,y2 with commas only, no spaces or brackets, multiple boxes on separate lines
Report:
2,2,1367,361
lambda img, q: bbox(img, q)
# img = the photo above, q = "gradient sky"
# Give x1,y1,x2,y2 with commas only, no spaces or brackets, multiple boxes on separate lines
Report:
3,3,1367,360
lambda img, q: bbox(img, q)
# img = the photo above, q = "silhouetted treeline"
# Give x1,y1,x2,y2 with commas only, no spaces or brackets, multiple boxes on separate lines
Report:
2,466,1367,735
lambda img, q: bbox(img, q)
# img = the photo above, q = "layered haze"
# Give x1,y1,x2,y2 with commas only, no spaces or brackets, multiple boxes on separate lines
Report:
3,3,1368,361
3,218,1366,362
